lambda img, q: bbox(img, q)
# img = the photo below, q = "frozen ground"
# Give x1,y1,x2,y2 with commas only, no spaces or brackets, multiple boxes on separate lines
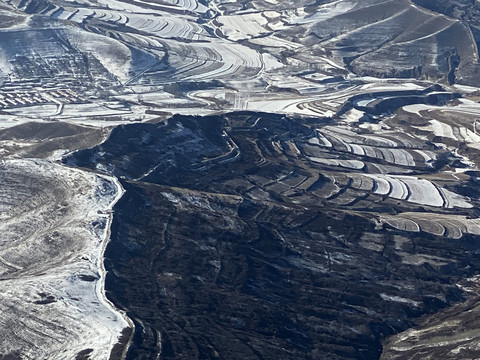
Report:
0,159,130,359
1,0,480,358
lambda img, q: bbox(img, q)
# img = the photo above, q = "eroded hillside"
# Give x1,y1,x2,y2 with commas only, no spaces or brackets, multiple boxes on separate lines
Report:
0,0,480,359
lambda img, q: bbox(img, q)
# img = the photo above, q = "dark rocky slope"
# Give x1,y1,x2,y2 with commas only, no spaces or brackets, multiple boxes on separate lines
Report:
66,112,480,359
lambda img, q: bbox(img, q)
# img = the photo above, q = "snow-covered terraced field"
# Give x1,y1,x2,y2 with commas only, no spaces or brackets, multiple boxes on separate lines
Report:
1,0,480,358
306,126,439,169
47,5,210,41
165,40,263,81
216,12,271,41
362,174,472,208
0,159,129,359
381,212,480,238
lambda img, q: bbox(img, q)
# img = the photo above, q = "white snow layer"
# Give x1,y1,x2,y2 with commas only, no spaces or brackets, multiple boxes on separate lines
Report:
0,159,130,360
